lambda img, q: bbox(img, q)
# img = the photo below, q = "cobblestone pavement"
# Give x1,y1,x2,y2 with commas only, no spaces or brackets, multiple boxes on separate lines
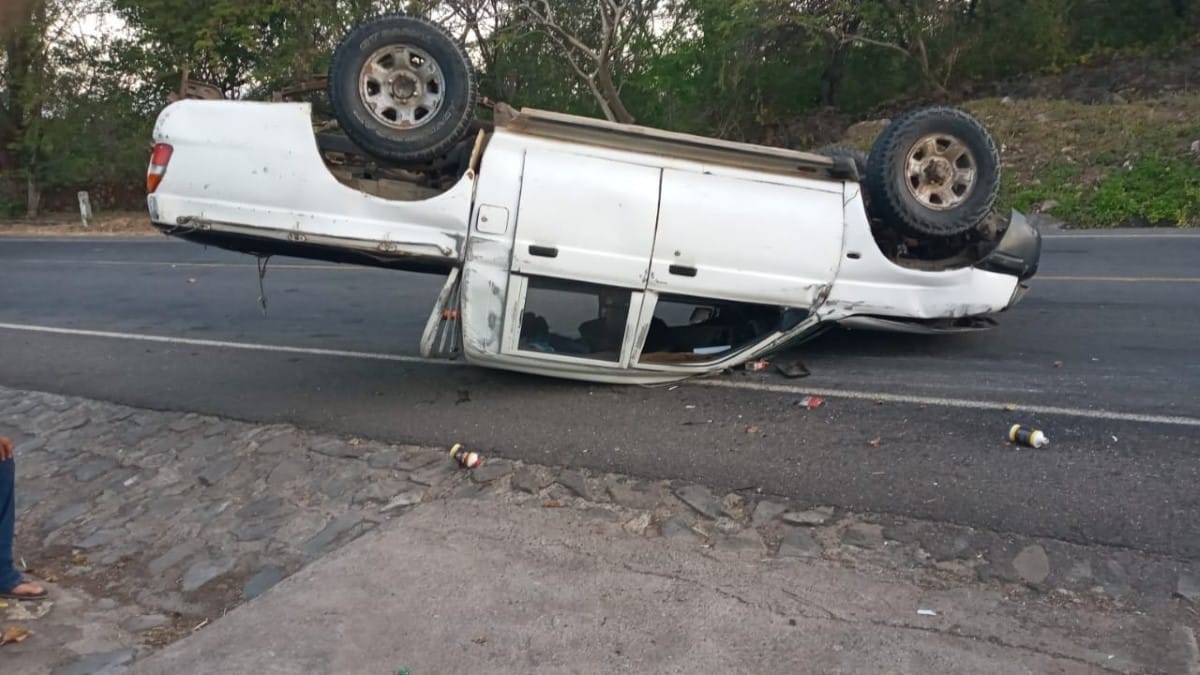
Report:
0,385,1197,673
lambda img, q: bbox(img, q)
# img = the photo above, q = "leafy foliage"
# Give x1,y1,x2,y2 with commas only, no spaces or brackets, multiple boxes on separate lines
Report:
0,0,1197,222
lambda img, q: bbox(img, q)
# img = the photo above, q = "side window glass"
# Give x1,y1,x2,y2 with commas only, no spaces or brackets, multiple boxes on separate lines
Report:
518,277,632,363
640,295,788,363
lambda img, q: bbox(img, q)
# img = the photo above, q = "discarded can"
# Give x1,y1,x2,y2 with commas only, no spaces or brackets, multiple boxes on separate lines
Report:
450,443,483,468
745,360,769,372
1008,424,1049,449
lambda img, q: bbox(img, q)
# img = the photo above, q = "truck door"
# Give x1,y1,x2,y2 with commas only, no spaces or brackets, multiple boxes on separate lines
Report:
511,148,661,288
628,167,844,371
648,168,844,307
502,148,661,368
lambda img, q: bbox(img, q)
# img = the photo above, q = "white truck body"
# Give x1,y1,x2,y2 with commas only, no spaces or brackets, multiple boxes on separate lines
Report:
147,100,1039,384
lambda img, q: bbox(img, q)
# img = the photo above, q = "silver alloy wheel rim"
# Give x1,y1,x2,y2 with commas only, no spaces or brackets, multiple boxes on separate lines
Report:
359,44,446,130
904,134,978,211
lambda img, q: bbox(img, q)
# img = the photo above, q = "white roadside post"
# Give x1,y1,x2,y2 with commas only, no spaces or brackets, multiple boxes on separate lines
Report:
78,191,92,229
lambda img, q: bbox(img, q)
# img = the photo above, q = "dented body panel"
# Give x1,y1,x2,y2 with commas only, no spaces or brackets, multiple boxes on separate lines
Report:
147,100,1039,385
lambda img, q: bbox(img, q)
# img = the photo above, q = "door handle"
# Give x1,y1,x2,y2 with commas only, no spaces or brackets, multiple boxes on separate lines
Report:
669,265,697,277
529,245,558,258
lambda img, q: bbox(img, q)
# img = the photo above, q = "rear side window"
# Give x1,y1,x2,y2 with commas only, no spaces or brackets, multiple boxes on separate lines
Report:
518,277,632,363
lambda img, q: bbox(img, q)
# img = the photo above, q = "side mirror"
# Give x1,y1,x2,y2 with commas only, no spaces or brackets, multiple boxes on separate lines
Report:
689,307,714,324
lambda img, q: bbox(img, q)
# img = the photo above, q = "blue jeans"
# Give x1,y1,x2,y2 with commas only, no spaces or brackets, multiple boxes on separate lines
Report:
0,458,21,591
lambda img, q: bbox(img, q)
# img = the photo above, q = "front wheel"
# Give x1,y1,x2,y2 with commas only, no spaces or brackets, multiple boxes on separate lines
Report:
328,15,479,165
865,107,1001,240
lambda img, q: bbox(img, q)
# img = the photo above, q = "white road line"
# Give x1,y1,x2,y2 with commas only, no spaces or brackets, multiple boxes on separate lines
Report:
0,322,457,366
697,380,1200,427
1037,276,1200,283
1,322,1198,428
1042,233,1200,239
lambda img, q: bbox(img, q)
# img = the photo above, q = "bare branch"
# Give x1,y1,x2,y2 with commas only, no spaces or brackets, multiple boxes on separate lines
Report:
835,30,912,58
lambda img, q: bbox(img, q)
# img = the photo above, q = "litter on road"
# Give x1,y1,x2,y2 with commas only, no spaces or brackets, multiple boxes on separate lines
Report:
1009,424,1050,449
797,396,825,410
451,443,483,469
917,609,938,617
744,359,769,372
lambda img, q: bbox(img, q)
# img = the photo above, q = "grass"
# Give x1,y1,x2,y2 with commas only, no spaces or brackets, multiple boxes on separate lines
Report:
844,93,1200,227
0,212,158,236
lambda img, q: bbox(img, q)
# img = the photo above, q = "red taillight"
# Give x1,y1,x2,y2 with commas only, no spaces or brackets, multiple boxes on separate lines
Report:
147,143,174,193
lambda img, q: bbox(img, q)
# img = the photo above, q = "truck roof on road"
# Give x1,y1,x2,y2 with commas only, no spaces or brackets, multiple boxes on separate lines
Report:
497,105,854,182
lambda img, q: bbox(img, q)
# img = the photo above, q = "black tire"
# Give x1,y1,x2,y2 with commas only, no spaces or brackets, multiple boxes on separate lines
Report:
815,144,868,178
865,107,1000,239
329,15,478,165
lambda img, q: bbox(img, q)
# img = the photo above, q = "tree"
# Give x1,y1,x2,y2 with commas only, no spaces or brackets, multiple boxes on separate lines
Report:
1,0,46,213
823,0,970,95
511,0,670,123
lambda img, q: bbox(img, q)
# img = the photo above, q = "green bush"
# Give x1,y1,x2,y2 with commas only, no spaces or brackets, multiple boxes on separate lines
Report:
1082,158,1200,227
1010,158,1200,227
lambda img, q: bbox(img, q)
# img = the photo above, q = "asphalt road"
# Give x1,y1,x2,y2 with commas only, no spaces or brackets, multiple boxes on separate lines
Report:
1,233,1198,560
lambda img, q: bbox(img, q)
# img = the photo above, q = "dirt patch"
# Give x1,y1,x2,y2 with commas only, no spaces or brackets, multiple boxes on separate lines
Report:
0,212,158,237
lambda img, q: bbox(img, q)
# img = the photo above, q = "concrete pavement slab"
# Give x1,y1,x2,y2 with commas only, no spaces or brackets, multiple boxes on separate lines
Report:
134,500,1197,675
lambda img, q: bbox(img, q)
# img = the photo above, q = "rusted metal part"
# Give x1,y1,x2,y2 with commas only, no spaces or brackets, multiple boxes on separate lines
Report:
271,76,330,102
468,129,489,175
492,102,519,127
169,71,223,103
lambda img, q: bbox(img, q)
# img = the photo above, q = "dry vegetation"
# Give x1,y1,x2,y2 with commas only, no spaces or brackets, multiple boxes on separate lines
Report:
845,93,1200,227
0,212,157,236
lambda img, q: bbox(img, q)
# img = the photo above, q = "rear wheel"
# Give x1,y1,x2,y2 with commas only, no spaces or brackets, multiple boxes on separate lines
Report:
865,107,1000,240
328,15,478,165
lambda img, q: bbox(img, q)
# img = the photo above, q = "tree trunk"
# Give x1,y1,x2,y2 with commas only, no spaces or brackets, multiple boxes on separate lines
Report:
595,64,634,124
586,77,619,122
820,16,862,107
818,51,845,107
25,172,40,219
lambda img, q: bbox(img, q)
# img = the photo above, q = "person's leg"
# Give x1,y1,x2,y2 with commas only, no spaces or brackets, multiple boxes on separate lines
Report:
0,457,21,591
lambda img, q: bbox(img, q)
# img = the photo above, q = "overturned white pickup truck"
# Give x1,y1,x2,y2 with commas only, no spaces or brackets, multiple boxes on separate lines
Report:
146,15,1040,385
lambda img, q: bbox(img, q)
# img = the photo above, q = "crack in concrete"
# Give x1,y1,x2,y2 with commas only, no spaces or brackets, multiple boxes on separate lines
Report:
619,561,1127,673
